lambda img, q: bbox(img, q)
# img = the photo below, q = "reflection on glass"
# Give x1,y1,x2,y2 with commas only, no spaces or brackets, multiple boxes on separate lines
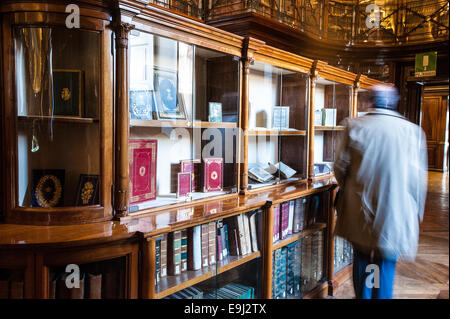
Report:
15,27,100,208
128,30,240,212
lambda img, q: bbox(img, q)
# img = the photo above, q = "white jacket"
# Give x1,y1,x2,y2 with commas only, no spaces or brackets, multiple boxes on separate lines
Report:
334,108,428,261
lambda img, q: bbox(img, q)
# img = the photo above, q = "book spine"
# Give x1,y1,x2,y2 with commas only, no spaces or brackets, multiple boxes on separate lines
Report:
279,247,288,299
288,200,294,235
187,226,202,271
160,235,167,278
223,224,229,257
220,225,227,258
248,211,259,252
87,273,102,299
208,222,216,265
236,214,247,256
273,205,280,243
181,229,188,272
242,213,252,255
217,234,223,262
280,202,290,240
201,224,209,268
155,238,161,284
167,231,182,276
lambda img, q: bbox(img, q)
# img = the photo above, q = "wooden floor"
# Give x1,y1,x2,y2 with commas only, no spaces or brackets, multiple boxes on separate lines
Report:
332,171,449,299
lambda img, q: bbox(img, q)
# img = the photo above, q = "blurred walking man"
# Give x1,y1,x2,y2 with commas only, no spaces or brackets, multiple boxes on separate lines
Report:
334,84,428,299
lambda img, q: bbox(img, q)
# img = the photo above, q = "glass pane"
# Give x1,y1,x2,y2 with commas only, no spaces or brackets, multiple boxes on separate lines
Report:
128,30,240,212
248,62,309,189
15,27,101,208
357,88,372,117
48,257,126,299
313,77,352,175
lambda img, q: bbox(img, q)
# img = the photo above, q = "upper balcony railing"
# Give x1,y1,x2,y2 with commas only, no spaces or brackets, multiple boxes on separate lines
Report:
146,0,449,46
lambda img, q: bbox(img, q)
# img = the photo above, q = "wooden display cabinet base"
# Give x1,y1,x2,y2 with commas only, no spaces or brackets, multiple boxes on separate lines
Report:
328,264,353,296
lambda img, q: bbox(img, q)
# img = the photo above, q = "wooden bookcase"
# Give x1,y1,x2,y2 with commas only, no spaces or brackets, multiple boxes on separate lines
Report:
0,0,385,299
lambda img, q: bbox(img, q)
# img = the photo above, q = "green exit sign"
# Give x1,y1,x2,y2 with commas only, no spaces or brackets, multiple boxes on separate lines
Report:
415,52,437,77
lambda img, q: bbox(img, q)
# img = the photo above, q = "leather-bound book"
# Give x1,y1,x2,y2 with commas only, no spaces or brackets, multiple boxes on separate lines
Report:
160,235,168,278
247,211,259,253
86,273,102,299
180,229,188,272
180,159,201,192
155,238,161,283
293,198,306,233
242,213,252,255
167,230,182,275
187,226,201,270
280,202,290,240
0,280,9,299
200,224,209,267
288,200,295,235
129,139,157,204
202,158,223,192
208,222,216,265
273,205,280,243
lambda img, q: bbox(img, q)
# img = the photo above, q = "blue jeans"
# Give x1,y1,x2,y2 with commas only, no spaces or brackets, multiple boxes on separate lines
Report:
352,248,397,299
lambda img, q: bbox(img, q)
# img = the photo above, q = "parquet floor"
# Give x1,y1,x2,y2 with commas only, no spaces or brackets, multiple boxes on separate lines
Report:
333,171,449,299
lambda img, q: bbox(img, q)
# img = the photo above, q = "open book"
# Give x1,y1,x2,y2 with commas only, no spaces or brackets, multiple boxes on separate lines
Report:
248,162,297,183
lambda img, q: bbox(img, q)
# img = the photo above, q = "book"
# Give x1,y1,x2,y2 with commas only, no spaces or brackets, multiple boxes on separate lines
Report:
180,229,188,272
201,224,210,267
208,222,217,265
86,273,102,299
293,197,307,232
208,102,222,122
266,162,296,179
130,89,155,120
223,224,230,257
217,234,223,261
187,226,202,271
160,235,168,278
167,230,182,276
288,200,295,235
273,205,280,243
280,202,290,240
177,172,192,198
180,159,201,192
236,214,247,256
248,166,274,183
247,211,259,253
321,108,337,126
129,139,157,204
223,216,241,256
155,238,161,283
242,213,252,255
272,106,290,129
314,109,322,126
219,223,228,258
202,158,223,192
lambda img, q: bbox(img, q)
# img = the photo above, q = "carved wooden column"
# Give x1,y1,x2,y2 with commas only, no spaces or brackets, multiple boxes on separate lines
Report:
114,22,134,218
352,74,361,118
307,61,319,181
239,38,253,195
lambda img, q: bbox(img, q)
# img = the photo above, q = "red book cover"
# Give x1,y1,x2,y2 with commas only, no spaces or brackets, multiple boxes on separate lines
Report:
280,202,290,240
177,172,191,198
203,158,223,192
129,139,157,204
180,159,200,191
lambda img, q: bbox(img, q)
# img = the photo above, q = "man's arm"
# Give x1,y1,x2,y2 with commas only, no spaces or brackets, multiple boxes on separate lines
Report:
334,119,351,188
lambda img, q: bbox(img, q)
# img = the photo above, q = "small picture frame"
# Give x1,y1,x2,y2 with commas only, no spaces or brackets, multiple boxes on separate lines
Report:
208,102,222,122
52,69,83,117
31,169,65,207
130,89,156,120
153,68,187,120
177,172,192,198
75,174,99,206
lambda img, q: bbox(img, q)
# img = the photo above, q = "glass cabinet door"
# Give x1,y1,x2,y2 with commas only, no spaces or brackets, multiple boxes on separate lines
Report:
356,88,372,117
14,27,101,209
313,77,352,175
128,30,240,213
247,62,309,190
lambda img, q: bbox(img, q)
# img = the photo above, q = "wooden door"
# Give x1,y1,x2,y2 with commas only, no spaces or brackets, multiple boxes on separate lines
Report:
421,89,449,171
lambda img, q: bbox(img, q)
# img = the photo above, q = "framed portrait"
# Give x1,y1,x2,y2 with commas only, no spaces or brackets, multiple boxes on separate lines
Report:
31,169,65,207
130,89,156,120
75,174,99,206
52,69,83,117
153,68,187,120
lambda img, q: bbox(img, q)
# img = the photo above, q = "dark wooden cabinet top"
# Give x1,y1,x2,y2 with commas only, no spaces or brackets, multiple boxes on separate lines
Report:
0,177,337,247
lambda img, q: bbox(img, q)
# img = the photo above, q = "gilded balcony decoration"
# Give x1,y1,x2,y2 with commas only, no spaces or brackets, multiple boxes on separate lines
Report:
150,0,449,45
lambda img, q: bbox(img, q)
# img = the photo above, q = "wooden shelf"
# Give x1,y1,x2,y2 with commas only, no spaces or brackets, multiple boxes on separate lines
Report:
272,223,327,251
248,128,307,136
130,119,237,128
155,251,261,299
314,126,345,131
18,115,98,124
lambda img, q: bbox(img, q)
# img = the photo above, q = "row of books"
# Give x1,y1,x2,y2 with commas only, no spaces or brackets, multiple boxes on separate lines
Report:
0,271,24,299
334,236,353,273
155,210,262,283
272,195,321,243
271,231,325,299
164,283,255,299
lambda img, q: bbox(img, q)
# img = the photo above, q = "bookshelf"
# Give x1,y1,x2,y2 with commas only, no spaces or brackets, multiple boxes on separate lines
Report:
0,0,386,300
